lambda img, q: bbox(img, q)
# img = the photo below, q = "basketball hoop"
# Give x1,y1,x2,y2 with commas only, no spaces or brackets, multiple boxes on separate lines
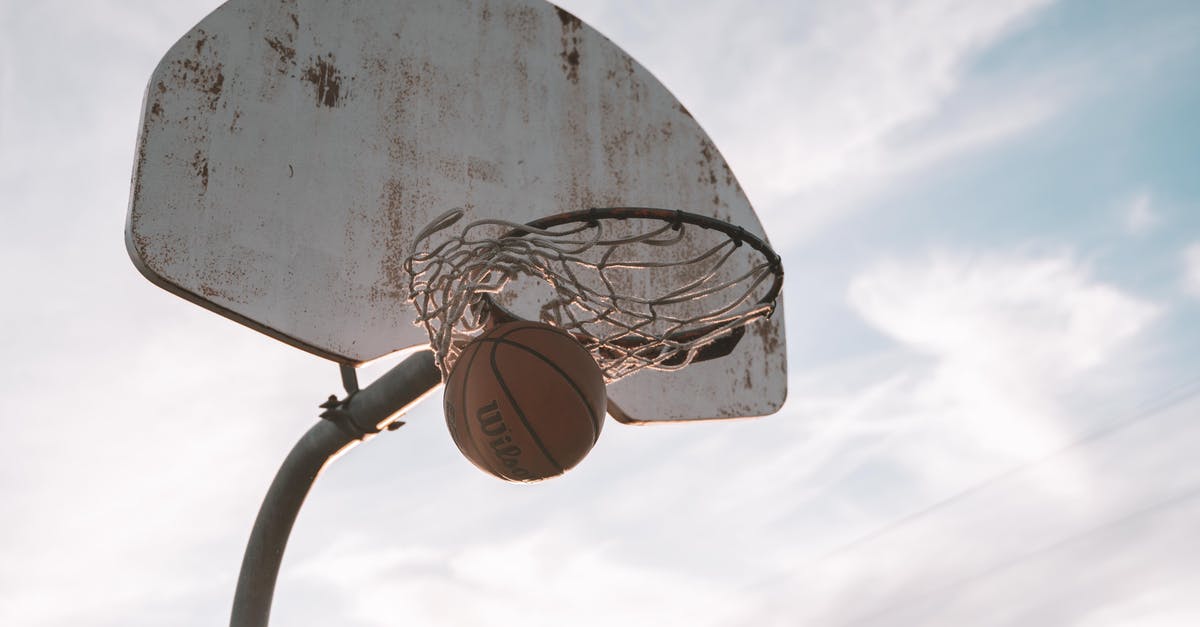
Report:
404,207,784,383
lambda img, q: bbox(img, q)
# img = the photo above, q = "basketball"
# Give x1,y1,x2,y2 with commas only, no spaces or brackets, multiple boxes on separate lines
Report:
443,321,606,482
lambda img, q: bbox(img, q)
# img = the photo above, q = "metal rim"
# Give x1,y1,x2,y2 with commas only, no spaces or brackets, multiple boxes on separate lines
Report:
481,207,784,366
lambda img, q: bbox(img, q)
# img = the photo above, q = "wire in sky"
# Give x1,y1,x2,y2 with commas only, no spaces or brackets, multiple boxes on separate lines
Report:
816,375,1200,563
838,480,1200,626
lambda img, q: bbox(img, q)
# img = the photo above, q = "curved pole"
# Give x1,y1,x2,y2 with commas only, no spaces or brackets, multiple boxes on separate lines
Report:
230,419,355,627
231,350,441,627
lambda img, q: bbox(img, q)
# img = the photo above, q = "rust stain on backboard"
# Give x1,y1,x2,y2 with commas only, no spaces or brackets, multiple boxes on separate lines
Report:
373,178,415,303
555,7,582,83
191,150,209,191
207,71,224,97
302,54,346,107
752,316,782,355
171,58,224,109
504,5,541,44
555,6,582,31
265,36,296,66
468,157,501,183
167,29,225,112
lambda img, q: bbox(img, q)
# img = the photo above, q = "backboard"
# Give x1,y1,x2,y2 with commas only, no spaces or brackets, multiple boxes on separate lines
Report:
126,0,786,422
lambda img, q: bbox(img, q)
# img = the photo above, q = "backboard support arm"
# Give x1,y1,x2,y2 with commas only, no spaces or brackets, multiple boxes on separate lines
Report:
230,350,441,627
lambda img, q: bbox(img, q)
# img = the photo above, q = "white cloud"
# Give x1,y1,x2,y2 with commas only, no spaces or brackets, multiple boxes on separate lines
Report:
850,250,1160,378
724,248,1185,626
284,530,752,627
846,249,1159,466
1183,243,1200,298
1123,191,1160,235
559,0,1058,242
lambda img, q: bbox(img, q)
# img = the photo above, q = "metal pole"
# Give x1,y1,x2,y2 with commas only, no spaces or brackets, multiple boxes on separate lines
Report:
230,350,441,627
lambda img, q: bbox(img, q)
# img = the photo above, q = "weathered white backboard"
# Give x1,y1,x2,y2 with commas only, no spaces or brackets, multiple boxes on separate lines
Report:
127,0,786,422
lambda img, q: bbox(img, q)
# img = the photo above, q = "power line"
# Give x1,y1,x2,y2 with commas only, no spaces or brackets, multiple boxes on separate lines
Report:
816,375,1200,563
733,375,1200,617
838,481,1200,626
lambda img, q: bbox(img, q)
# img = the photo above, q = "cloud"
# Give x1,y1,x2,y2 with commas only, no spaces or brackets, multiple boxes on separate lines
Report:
283,529,753,627
846,248,1160,470
1123,191,1160,235
849,249,1160,378
559,0,1058,242
1183,243,1200,298
726,247,1183,626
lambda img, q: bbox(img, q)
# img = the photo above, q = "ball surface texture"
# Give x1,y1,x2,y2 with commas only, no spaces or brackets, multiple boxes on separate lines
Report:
443,321,606,482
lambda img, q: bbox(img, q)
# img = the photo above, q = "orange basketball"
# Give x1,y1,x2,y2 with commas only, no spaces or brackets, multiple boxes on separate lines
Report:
443,321,606,482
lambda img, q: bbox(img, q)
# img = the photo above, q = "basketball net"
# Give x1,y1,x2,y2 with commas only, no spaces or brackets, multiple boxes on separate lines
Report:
403,208,783,382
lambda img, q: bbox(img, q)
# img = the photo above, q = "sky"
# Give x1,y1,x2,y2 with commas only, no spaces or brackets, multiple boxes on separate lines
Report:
2,0,1200,625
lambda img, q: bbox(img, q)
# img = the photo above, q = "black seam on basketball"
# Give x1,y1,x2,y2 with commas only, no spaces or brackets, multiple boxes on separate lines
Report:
481,340,519,480
491,323,603,439
497,324,590,360
488,340,566,475
495,322,571,341
454,343,487,473
457,341,498,477
488,337,602,445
